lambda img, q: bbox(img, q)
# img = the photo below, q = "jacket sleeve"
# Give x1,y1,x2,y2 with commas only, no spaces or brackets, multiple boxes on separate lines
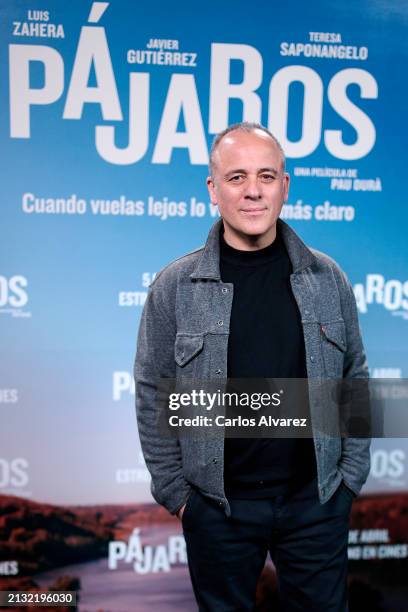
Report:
134,282,191,515
336,267,371,496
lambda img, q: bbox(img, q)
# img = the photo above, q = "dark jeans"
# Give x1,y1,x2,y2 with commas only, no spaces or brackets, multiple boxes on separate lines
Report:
182,477,354,611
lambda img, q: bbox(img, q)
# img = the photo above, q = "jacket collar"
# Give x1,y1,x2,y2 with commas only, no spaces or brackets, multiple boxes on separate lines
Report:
190,218,317,280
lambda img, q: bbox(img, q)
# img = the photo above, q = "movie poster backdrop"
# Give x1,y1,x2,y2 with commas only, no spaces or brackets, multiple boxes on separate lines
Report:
1,1,407,609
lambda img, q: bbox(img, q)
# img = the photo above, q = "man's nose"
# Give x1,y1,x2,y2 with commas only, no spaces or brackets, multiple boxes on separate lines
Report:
244,176,261,200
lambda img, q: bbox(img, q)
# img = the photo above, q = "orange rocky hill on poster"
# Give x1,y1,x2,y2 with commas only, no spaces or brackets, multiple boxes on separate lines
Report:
350,492,408,540
0,493,176,587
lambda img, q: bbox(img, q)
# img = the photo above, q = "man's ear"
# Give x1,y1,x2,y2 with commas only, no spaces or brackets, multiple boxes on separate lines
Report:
283,172,290,202
206,176,218,205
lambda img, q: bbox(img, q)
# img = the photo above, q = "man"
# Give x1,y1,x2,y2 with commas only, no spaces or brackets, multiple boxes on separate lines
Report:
134,122,370,611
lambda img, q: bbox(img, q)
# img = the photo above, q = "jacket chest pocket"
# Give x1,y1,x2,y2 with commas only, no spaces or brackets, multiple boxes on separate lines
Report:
175,333,204,378
320,320,347,377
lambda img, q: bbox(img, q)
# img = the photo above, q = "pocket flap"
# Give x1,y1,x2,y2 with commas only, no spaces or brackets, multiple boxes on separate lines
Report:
175,334,204,366
321,320,347,352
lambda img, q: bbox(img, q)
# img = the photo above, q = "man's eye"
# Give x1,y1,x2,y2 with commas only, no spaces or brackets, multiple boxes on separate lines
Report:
260,174,275,181
229,175,244,182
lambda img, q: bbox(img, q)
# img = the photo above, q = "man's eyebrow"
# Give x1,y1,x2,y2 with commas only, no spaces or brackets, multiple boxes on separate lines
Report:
224,167,279,177
258,167,279,174
223,168,247,178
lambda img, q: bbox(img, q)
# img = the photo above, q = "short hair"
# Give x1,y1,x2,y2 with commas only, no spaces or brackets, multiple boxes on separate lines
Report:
209,122,286,177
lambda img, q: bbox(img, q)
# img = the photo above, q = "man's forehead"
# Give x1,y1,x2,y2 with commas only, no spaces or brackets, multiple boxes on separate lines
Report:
218,128,275,149
212,129,281,166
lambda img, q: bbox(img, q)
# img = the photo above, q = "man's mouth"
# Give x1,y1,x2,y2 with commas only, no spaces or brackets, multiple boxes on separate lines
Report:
240,207,267,215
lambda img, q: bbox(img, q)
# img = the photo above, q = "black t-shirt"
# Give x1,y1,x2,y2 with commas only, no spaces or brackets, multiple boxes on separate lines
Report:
220,228,317,498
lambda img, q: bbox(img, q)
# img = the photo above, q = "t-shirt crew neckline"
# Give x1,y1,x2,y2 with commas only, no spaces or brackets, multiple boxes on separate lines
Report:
219,227,285,267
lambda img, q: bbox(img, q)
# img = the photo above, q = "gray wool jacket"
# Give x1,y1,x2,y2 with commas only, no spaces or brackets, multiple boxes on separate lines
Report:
134,218,371,517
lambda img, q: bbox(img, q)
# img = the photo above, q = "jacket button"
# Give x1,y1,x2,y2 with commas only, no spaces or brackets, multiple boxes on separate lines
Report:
215,369,222,375
316,442,322,450
217,320,224,326
213,458,217,464
222,287,228,294
310,355,315,362
219,501,224,507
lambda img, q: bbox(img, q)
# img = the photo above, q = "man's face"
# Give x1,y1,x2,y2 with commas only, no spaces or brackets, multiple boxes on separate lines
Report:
207,129,289,250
